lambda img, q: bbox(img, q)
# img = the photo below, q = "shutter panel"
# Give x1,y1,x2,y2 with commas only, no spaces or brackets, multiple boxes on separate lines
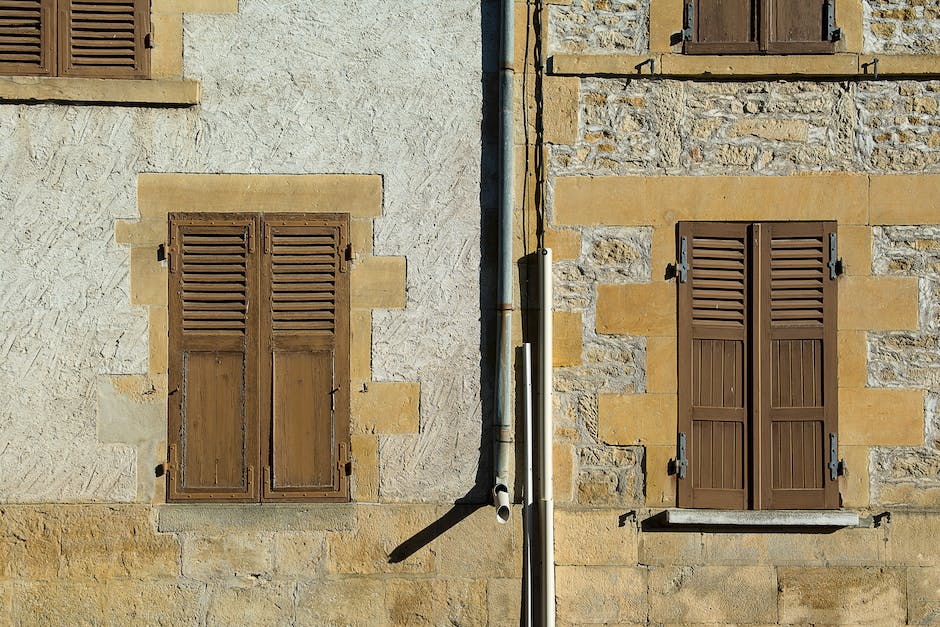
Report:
58,0,148,78
167,214,260,502
767,0,834,53
260,214,350,502
756,222,838,509
678,222,750,509
0,0,54,75
686,0,758,54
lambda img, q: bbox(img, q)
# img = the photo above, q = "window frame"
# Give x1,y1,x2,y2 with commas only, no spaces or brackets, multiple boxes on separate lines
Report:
166,212,351,504
676,220,840,511
683,0,838,56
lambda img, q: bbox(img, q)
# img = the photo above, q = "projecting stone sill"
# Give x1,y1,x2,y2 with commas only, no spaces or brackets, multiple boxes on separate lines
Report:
0,76,199,106
158,503,358,533
663,509,860,528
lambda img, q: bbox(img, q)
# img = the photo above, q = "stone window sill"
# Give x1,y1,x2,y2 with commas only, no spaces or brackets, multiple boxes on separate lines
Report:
0,76,199,106
662,508,861,528
549,53,940,80
157,503,357,533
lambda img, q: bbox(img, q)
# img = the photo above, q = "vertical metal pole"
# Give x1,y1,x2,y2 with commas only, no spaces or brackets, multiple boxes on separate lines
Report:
522,343,534,627
538,248,555,627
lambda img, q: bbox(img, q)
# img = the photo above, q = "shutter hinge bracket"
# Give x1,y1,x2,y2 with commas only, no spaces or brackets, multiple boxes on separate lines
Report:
682,2,694,41
676,432,688,479
157,243,166,262
829,433,847,480
677,236,690,283
824,0,842,42
828,232,844,279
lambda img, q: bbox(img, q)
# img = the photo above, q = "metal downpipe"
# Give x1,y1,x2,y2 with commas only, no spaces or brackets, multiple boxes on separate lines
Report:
493,0,515,524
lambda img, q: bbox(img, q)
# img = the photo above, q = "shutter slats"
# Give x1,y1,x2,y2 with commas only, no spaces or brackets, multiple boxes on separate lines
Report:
178,229,248,334
60,0,148,78
0,0,50,74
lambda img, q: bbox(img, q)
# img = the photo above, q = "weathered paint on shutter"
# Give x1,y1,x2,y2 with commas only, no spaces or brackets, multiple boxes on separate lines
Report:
0,0,54,75
678,222,750,509
167,214,260,502
58,0,148,78
755,222,838,509
260,214,350,502
766,0,834,53
685,0,758,54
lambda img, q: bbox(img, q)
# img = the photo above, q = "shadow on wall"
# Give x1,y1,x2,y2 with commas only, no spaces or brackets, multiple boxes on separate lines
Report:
388,0,502,563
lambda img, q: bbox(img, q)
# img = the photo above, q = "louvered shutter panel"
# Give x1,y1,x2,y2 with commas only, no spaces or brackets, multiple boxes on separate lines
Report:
677,222,750,509
167,214,260,502
767,0,834,53
756,222,838,509
686,0,758,53
0,0,54,75
260,214,350,502
58,0,148,78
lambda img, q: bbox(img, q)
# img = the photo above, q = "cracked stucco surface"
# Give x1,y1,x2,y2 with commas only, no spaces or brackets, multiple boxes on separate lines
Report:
0,0,486,502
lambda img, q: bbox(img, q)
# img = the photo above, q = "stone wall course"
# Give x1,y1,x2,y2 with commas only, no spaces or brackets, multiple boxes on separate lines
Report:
777,566,907,625
648,565,777,624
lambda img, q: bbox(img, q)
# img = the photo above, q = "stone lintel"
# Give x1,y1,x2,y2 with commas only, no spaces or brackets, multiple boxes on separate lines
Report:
664,508,860,527
0,77,199,105
157,503,357,533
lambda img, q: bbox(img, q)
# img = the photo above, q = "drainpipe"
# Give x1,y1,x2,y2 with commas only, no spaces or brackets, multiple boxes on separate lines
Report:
493,0,514,524
538,248,555,626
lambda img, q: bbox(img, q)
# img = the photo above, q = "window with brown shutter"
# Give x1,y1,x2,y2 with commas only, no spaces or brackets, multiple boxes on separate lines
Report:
677,221,839,510
0,0,149,78
167,213,350,503
683,0,839,55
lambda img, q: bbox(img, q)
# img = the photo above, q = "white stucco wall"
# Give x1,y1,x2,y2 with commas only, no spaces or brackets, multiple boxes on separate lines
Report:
0,0,487,502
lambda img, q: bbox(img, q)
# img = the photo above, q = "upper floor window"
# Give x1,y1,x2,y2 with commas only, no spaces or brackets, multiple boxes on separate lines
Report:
683,0,841,55
0,0,150,78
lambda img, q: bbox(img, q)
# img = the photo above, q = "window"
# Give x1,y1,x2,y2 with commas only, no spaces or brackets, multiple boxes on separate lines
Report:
166,213,351,503
0,0,150,78
682,0,840,55
677,221,838,510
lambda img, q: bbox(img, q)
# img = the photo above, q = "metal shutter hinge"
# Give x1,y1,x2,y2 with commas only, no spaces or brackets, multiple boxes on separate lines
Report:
682,2,694,41
144,33,154,49
677,236,689,283
824,0,842,42
828,233,844,279
829,433,847,480
338,443,351,476
674,432,688,479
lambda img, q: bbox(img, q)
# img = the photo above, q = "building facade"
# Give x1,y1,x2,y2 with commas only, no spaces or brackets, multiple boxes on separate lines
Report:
0,0,936,624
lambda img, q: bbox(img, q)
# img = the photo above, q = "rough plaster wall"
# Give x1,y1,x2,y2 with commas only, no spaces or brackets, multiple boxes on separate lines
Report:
0,0,486,503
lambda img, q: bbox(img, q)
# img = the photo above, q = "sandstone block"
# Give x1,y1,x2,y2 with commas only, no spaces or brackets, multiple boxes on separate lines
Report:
838,276,919,331
386,578,486,626
777,566,905,624
543,76,580,145
554,311,583,366
351,381,420,434
908,566,940,625
130,246,167,306
645,445,677,507
554,443,575,503
206,582,294,627
0,507,62,580
105,581,204,626
554,508,638,566
115,219,165,245
839,225,873,276
59,506,179,580
598,393,677,446
296,578,385,624
839,445,871,508
437,505,518,578
182,533,273,582
704,527,884,565
638,531,705,566
151,12,183,78
730,119,809,142
349,218,373,257
487,577,521,627
597,282,675,336
838,330,868,389
886,512,940,565
646,336,677,394
557,565,647,625
326,505,438,575
839,388,925,446
544,228,582,260
272,531,326,578
648,565,776,623
350,434,379,502
152,0,238,12
350,256,406,309
350,309,372,381
651,226,677,282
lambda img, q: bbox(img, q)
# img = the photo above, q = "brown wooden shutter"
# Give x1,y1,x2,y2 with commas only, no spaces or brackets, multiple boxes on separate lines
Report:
685,0,758,54
58,0,148,78
755,222,838,509
766,0,834,53
167,214,260,502
677,222,750,509
0,0,54,75
260,214,350,502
